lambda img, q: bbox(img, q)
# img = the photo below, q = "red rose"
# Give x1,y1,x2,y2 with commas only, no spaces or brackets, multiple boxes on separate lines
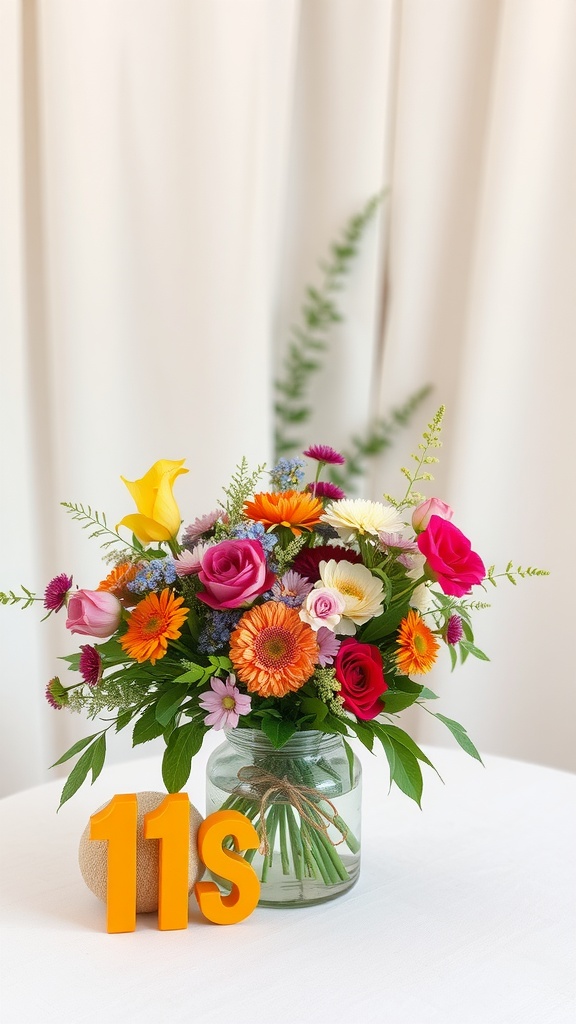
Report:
334,638,387,720
417,515,485,597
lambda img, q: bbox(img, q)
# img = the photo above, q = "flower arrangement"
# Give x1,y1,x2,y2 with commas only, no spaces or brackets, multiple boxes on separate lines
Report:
1,406,548,829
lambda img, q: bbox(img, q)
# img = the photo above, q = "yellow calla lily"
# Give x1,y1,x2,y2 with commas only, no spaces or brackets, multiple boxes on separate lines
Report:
117,459,188,544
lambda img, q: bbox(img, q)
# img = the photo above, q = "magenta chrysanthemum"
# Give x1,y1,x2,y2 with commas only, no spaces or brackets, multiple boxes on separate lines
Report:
45,677,65,709
79,644,102,686
292,545,362,584
307,481,346,500
303,445,345,466
446,614,464,645
43,573,73,612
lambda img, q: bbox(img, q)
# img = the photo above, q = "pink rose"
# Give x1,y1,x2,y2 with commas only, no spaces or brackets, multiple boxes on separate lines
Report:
65,589,122,638
197,539,275,610
412,497,454,533
299,587,345,631
334,638,387,720
417,515,485,597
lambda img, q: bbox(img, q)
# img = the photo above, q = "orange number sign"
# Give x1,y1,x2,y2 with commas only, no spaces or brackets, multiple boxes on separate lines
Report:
194,810,261,925
90,793,138,933
90,796,260,931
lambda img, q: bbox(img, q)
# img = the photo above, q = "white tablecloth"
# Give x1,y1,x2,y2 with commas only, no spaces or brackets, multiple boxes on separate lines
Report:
1,736,574,1024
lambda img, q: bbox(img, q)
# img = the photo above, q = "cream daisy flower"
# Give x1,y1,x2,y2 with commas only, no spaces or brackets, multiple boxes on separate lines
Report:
321,498,404,544
317,559,385,634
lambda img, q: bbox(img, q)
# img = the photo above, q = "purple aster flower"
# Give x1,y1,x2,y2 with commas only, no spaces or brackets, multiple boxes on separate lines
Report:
198,674,251,730
306,481,346,501
378,531,419,553
43,573,73,612
272,570,313,608
316,627,341,667
446,614,464,645
303,444,345,466
79,644,102,686
181,510,224,548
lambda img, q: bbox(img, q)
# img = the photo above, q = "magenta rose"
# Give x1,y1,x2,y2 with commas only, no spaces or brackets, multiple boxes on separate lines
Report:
197,539,275,610
417,515,485,597
334,638,387,720
65,589,122,638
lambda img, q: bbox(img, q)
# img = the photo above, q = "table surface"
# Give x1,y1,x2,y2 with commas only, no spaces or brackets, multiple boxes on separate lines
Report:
1,735,575,1024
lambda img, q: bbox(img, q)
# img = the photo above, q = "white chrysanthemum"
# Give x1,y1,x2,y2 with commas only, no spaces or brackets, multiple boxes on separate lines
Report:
322,499,404,544
317,560,384,633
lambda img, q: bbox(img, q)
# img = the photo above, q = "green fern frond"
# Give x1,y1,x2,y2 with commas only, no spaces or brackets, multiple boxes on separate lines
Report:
274,192,385,458
0,586,42,610
485,563,550,588
61,501,142,557
220,458,265,527
390,405,446,509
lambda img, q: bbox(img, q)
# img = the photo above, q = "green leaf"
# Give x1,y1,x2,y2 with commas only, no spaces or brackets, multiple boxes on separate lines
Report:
59,653,81,671
57,741,99,810
382,690,420,714
162,722,205,792
50,732,101,768
376,723,440,776
358,599,410,643
374,728,395,789
115,709,134,733
133,704,166,746
418,686,439,700
173,664,208,684
260,717,297,748
347,719,374,752
300,697,328,722
459,640,490,662
91,733,106,783
390,674,422,694
433,713,484,764
155,684,189,726
389,741,423,806
342,738,355,787
448,644,458,671
185,607,202,642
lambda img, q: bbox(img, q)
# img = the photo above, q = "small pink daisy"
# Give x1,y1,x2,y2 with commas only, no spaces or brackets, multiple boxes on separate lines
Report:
198,674,251,730
181,510,224,547
174,542,210,577
303,444,345,466
378,532,419,553
307,481,346,501
316,626,341,667
79,644,102,686
43,573,73,612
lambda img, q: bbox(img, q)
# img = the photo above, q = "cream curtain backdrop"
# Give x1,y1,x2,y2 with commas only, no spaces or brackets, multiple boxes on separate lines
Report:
0,0,573,798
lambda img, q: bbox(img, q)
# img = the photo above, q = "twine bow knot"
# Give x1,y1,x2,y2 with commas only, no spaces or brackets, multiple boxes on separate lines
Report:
236,765,347,857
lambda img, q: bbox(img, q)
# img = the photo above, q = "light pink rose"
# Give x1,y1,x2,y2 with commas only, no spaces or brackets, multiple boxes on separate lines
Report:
65,589,122,638
299,587,345,632
412,497,454,533
197,539,275,610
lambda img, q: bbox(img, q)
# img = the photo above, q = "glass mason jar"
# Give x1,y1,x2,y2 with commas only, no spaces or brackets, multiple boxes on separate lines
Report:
205,728,362,908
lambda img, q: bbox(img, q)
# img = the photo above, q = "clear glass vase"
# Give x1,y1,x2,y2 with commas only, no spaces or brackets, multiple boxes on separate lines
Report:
205,728,361,908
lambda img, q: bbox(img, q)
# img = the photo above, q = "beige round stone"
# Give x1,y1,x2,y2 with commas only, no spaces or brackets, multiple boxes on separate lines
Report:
78,791,204,913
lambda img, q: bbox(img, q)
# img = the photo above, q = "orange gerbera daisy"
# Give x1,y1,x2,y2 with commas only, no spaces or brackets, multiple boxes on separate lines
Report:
229,601,319,697
244,491,324,537
396,609,440,675
98,561,140,604
120,588,188,665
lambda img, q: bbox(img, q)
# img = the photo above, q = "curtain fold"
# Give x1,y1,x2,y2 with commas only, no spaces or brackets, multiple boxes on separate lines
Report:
1,0,573,796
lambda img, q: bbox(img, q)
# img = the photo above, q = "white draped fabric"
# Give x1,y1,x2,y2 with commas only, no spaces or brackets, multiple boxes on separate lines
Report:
1,0,574,797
